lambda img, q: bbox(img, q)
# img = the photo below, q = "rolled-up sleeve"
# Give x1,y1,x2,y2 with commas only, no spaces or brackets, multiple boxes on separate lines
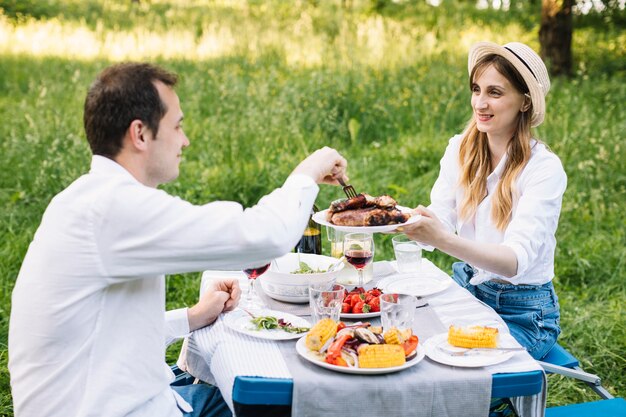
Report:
501,155,567,282
164,308,190,347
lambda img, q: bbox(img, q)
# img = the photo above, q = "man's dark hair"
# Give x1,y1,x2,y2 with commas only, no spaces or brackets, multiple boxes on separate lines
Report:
83,63,178,158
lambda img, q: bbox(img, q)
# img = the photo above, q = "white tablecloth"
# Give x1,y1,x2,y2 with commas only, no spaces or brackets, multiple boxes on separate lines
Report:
179,259,545,417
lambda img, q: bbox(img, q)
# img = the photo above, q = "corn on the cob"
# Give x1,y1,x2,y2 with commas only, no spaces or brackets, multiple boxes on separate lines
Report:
383,327,404,345
357,344,406,368
447,325,498,348
305,318,337,352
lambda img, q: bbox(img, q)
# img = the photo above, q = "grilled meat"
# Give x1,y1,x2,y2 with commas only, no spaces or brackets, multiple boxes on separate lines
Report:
328,194,398,214
328,207,410,227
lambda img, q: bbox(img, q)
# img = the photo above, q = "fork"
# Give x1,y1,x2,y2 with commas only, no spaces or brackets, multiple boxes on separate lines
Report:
438,345,526,356
337,176,358,199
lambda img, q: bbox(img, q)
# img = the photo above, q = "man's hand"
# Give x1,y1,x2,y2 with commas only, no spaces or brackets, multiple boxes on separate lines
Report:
291,147,348,185
187,278,241,331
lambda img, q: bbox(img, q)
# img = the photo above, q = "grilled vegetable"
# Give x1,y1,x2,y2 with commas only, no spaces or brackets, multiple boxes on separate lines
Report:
357,344,406,368
325,334,352,366
402,335,419,357
305,318,338,352
354,328,380,344
383,327,404,345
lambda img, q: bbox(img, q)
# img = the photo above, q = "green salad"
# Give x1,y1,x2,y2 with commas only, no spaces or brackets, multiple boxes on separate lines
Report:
250,316,310,334
291,261,328,274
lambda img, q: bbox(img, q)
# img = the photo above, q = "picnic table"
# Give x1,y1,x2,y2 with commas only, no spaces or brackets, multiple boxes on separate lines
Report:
178,259,546,417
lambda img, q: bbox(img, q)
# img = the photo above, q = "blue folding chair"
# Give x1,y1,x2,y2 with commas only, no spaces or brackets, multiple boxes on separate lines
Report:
170,364,196,387
538,343,625,416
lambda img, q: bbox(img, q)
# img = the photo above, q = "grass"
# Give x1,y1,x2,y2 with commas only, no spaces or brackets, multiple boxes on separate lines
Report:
0,1,624,415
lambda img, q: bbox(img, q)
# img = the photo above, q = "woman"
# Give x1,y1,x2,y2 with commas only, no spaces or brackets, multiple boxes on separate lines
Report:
402,41,566,360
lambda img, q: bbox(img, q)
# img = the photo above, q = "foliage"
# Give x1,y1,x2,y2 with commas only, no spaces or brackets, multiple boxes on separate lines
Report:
0,1,624,414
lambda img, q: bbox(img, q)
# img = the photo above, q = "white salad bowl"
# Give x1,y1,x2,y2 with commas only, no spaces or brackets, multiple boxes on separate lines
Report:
259,253,344,303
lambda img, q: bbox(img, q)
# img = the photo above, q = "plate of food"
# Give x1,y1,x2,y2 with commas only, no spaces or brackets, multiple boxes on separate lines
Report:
423,326,521,368
313,194,421,233
339,286,383,319
378,273,452,297
223,309,311,340
296,318,424,374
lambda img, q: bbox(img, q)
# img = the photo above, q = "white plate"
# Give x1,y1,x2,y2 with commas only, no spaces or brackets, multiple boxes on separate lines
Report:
340,311,381,320
296,336,425,374
223,309,311,340
313,206,421,233
423,332,517,367
378,273,452,297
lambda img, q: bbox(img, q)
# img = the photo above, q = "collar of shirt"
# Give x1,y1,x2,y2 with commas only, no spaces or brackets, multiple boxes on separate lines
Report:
90,154,140,181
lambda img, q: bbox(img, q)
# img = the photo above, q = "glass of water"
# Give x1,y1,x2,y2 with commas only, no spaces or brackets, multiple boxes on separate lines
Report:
392,234,422,274
380,293,418,330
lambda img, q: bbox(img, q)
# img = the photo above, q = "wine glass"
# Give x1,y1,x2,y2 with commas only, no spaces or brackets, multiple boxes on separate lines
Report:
343,232,374,288
243,263,271,310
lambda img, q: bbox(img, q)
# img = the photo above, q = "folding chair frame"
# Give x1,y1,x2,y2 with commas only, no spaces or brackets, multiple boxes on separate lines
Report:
538,343,614,400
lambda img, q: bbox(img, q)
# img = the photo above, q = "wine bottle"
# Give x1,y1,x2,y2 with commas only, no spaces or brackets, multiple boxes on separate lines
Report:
294,204,322,255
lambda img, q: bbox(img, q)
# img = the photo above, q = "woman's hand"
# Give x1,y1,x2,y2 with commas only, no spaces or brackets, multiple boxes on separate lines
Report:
401,206,519,278
398,205,449,248
187,278,241,331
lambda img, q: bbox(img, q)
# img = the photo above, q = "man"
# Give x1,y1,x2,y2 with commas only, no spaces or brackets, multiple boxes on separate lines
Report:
9,63,348,417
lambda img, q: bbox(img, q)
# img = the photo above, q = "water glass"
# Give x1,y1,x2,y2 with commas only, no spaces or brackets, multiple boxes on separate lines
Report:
380,293,418,330
392,234,422,274
309,283,345,323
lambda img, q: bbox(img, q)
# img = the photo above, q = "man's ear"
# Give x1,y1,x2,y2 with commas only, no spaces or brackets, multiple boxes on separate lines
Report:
127,119,149,151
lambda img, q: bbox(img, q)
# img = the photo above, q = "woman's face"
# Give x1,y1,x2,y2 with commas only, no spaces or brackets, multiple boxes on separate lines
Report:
471,64,527,141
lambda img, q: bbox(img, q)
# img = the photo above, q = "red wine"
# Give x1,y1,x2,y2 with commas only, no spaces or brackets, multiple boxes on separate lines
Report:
244,263,270,279
345,250,373,270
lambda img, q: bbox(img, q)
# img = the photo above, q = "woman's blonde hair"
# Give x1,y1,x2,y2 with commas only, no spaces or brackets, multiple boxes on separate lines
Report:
458,54,534,230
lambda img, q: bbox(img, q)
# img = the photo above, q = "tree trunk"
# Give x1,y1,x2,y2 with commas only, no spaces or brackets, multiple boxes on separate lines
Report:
539,0,573,76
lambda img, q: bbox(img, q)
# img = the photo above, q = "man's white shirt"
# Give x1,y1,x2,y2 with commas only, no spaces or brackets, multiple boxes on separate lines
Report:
9,155,318,417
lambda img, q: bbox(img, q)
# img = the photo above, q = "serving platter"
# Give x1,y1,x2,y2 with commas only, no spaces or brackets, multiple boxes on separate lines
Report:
295,336,425,374
313,206,421,233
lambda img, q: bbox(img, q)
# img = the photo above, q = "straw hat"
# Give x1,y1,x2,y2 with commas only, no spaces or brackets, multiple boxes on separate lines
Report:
468,41,550,127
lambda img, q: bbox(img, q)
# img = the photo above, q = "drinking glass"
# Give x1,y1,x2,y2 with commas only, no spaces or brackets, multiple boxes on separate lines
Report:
243,263,270,310
309,283,345,323
392,234,422,274
343,232,374,288
380,293,418,330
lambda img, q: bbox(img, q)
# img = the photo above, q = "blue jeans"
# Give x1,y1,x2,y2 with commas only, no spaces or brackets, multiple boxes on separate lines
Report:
171,384,232,417
452,262,561,360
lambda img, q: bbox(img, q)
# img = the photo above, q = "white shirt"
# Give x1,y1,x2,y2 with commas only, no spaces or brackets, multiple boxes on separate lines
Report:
429,135,567,285
9,155,318,417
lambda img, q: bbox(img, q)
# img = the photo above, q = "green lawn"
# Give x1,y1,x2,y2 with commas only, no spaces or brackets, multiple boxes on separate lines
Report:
1,1,624,415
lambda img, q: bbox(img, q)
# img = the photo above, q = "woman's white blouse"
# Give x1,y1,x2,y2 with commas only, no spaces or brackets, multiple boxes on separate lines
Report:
429,135,567,285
